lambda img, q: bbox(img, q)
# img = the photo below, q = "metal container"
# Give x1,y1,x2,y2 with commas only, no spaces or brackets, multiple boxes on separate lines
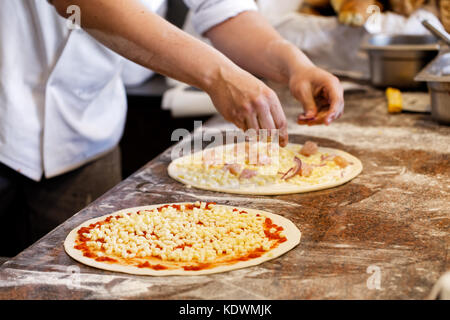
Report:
362,34,439,88
415,52,450,125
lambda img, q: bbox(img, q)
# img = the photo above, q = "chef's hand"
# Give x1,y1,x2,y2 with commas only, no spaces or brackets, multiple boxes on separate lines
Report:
204,11,344,129
206,67,289,147
289,66,344,126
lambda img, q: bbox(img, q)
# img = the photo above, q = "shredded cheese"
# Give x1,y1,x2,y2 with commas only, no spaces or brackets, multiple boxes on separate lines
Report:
80,203,282,263
174,143,343,188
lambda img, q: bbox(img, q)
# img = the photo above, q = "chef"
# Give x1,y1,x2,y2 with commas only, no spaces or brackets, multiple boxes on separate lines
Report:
0,0,343,256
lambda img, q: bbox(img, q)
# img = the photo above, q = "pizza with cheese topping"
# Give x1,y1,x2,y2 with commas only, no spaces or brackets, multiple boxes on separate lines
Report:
64,202,301,275
168,141,363,195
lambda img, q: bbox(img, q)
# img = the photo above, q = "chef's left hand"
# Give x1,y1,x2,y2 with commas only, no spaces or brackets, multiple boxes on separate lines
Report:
289,66,344,126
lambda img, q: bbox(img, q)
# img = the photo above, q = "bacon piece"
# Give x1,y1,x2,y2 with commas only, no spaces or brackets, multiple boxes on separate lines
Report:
223,163,242,176
282,157,302,180
300,162,313,177
300,141,318,157
333,155,349,168
239,168,257,179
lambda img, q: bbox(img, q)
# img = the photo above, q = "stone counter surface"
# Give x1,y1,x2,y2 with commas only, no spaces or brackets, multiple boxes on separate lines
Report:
0,87,448,299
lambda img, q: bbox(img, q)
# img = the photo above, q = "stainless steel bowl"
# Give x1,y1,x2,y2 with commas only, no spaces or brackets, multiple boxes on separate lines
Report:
415,52,450,125
362,34,439,88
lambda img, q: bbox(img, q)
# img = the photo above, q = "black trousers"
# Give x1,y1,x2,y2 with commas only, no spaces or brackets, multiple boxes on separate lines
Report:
0,147,122,257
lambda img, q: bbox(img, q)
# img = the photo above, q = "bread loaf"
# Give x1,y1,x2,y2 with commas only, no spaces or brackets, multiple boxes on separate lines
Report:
389,0,426,16
332,0,379,26
304,0,331,7
441,0,450,32
299,1,430,27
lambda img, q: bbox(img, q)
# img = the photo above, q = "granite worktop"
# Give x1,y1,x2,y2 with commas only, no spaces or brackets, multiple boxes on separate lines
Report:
0,85,448,299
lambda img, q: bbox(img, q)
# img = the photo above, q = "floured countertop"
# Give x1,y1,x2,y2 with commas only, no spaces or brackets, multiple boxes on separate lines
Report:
0,85,448,299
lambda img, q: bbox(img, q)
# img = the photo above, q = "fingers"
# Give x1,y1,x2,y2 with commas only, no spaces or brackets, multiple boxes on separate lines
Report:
241,91,288,147
267,94,288,147
255,100,276,131
212,73,288,146
256,92,288,147
245,112,260,132
292,82,318,120
324,80,344,125
233,117,247,131
295,74,344,126
297,109,328,126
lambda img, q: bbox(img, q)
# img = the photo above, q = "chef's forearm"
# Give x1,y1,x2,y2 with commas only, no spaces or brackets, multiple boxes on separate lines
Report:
205,11,315,84
51,0,236,92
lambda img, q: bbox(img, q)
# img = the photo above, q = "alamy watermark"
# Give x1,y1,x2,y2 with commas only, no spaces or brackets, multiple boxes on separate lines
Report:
366,4,382,33
170,121,282,174
65,265,81,290
366,265,382,290
66,5,81,30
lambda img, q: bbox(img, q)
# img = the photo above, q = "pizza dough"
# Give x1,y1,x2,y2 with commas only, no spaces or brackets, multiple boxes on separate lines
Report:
64,203,301,276
168,142,363,195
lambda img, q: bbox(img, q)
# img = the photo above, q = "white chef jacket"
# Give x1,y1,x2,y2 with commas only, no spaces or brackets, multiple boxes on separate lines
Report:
0,0,257,181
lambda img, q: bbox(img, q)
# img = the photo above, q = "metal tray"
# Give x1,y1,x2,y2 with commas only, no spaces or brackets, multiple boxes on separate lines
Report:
415,51,450,124
362,34,440,88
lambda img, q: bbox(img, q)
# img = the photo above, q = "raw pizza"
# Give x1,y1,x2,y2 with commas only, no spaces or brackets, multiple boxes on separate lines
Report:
168,141,363,195
64,202,301,275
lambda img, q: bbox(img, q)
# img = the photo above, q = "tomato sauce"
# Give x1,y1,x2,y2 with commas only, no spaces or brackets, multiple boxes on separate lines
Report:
83,252,96,258
95,257,117,263
235,247,266,261
175,243,192,250
183,263,211,271
75,219,110,260
263,218,287,242
157,204,170,212
137,261,168,270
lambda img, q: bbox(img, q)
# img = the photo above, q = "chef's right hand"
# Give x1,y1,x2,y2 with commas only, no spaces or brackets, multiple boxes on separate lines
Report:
206,67,288,147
